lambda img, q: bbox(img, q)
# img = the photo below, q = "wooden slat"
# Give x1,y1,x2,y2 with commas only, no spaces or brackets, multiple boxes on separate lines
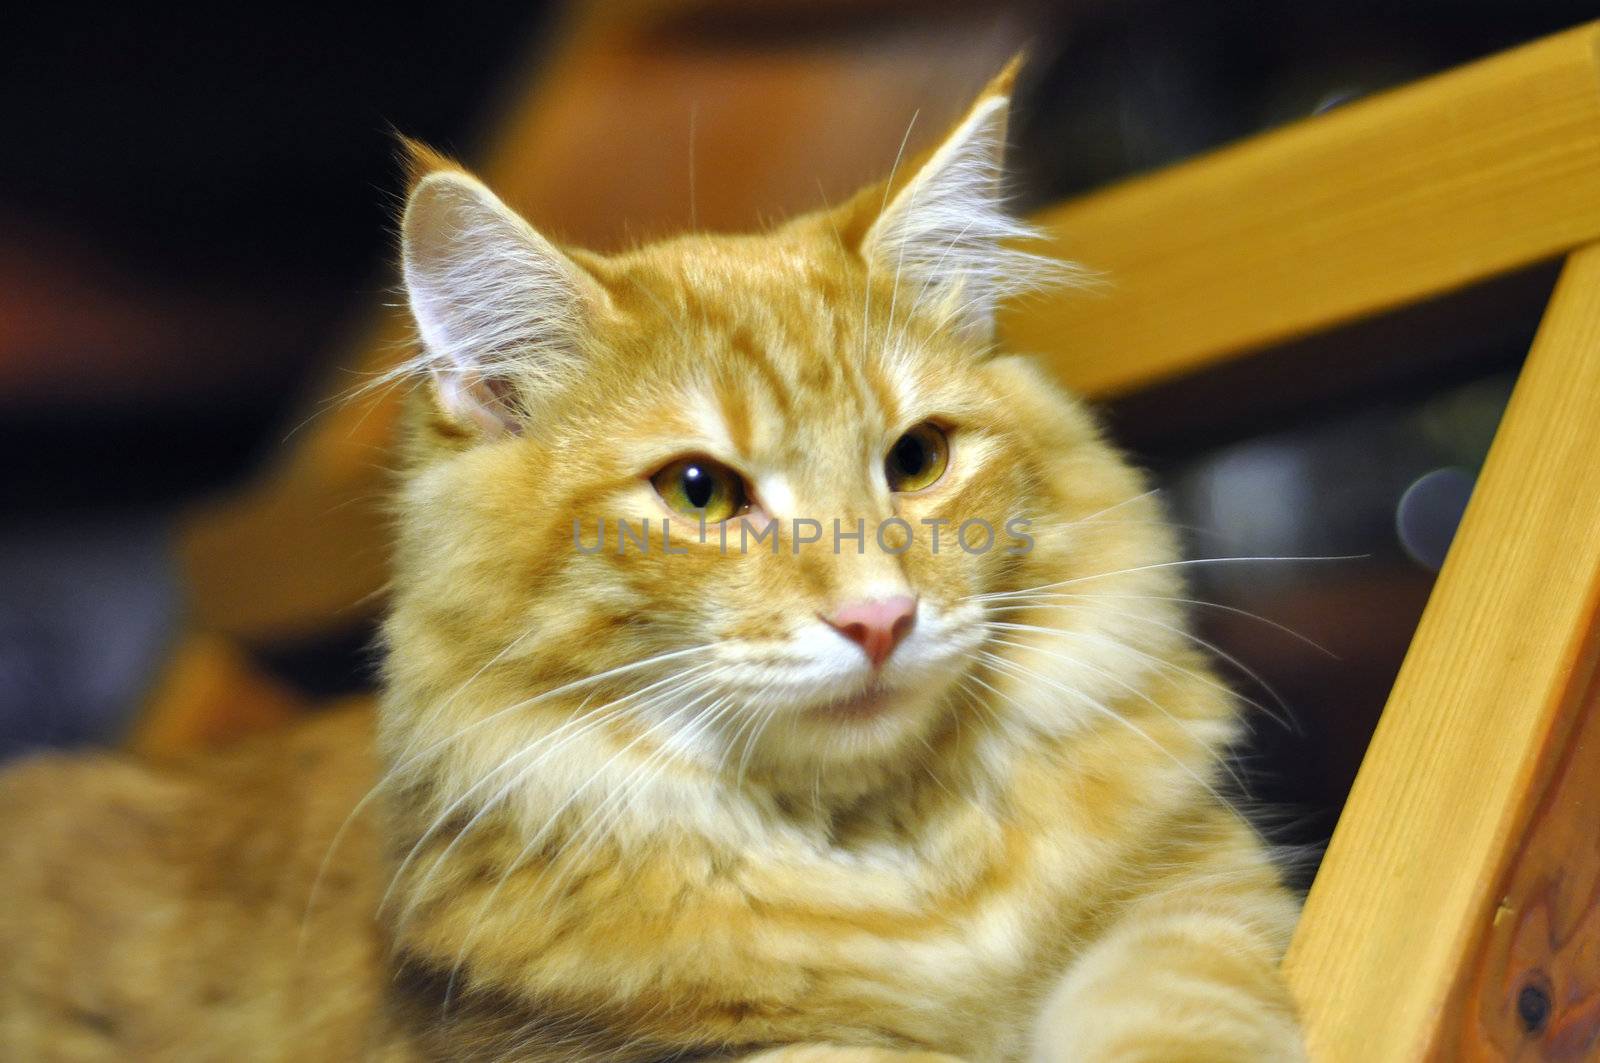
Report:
1284,243,1600,1061
1003,21,1600,399
128,633,307,756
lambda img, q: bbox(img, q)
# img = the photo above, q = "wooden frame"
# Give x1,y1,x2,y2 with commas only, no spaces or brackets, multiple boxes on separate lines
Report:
1285,245,1600,1060
164,16,1600,1057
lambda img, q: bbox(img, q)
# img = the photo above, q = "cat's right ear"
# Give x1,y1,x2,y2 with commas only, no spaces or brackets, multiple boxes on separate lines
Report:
400,156,600,436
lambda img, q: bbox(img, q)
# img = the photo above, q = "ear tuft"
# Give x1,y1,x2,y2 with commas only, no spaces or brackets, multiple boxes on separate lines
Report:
397,158,596,435
861,57,1075,341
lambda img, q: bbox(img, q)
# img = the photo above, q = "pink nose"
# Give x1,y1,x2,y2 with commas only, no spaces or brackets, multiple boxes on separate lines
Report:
822,595,918,669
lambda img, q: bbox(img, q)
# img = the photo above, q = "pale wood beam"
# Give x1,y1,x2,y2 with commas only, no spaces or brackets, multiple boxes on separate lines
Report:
1003,22,1600,400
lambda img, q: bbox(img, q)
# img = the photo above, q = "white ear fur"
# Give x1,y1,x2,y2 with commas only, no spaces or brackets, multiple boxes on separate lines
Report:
400,170,591,433
862,94,1056,340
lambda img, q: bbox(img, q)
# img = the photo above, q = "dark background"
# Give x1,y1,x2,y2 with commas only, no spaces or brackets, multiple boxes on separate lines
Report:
3,0,1594,877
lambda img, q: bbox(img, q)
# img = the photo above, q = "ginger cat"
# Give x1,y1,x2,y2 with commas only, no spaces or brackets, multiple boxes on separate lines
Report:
0,65,1305,1061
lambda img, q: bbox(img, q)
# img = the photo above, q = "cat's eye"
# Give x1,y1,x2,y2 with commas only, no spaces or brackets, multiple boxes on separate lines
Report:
885,422,950,493
650,456,750,523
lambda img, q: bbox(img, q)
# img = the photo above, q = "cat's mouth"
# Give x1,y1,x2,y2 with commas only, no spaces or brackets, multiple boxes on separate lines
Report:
813,681,897,722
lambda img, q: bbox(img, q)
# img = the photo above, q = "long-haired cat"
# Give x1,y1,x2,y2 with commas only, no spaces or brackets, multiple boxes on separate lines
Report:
0,64,1305,1061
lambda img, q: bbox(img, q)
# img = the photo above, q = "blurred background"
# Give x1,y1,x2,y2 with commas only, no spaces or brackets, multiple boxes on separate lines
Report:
3,0,1595,881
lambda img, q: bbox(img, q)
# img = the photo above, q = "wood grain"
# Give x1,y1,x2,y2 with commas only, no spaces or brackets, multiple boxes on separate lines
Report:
1001,21,1600,399
1284,243,1600,1061
1440,666,1600,1060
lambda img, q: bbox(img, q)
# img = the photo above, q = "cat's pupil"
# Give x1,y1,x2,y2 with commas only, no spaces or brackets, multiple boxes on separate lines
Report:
681,465,714,509
892,434,927,476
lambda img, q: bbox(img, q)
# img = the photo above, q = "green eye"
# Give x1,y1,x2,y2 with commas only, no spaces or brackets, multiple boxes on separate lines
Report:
885,422,949,493
651,456,749,522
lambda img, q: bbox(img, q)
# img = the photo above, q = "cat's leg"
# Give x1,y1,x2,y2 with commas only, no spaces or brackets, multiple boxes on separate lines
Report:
734,1047,963,1062
1030,817,1305,1063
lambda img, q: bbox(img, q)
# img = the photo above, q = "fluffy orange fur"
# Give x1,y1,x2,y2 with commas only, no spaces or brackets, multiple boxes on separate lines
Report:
0,66,1304,1061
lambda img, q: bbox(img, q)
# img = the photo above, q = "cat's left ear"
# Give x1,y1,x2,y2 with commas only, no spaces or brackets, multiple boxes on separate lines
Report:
861,57,1036,342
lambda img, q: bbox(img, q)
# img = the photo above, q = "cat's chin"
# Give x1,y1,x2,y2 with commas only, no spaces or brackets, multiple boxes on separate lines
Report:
776,666,966,768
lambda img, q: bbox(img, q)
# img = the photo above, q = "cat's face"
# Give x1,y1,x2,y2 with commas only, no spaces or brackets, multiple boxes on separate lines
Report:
386,71,1174,796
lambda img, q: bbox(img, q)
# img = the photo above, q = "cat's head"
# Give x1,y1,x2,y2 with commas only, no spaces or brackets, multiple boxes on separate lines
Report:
383,64,1181,803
